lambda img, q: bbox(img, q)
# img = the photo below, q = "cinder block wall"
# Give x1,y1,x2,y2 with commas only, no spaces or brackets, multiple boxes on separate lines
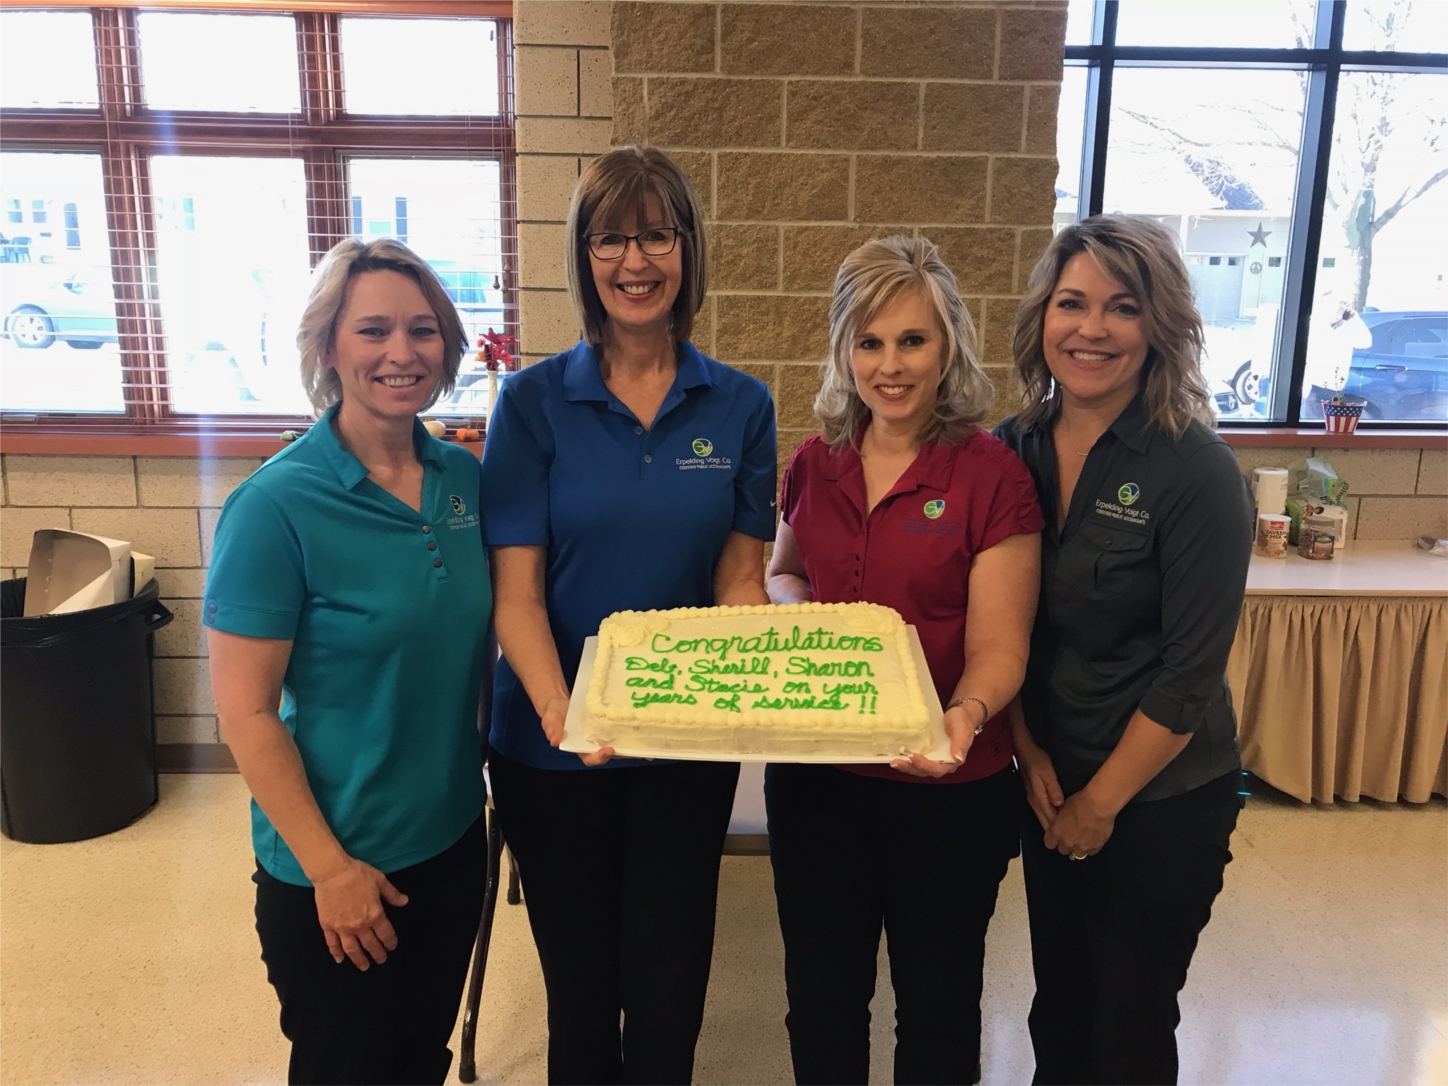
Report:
603,0,1066,458
1,455,261,745
1231,447,1448,540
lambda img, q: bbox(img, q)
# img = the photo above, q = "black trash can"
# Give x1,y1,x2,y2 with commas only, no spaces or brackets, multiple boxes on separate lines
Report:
1,577,173,843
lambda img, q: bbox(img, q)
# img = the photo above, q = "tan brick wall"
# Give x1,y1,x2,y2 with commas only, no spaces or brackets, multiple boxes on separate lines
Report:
1229,446,1448,541
514,0,612,365
608,0,1068,460
1,454,265,745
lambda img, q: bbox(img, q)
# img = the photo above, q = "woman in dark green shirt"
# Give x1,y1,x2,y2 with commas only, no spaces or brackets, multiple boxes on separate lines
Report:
994,215,1253,1086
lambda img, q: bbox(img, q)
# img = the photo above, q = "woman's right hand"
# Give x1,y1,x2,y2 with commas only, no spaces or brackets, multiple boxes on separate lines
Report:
1018,742,1065,832
540,693,617,767
311,857,409,971
540,694,570,747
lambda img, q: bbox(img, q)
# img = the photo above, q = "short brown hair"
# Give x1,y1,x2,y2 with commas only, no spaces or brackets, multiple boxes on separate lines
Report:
564,145,708,348
296,237,466,414
1012,215,1213,436
815,235,992,448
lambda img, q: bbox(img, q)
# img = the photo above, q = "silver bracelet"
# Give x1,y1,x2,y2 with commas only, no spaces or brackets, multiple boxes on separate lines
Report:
945,696,990,735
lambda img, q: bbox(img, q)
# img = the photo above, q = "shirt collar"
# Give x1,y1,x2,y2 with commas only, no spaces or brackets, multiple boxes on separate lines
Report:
310,402,443,490
1024,388,1155,456
1106,390,1155,455
819,430,963,493
561,338,714,403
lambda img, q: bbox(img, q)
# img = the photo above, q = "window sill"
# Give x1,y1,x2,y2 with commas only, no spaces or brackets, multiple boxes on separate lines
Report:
1218,427,1448,450
0,429,484,458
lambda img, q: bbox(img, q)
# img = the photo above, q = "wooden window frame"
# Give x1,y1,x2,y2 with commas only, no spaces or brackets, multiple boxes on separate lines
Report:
0,1,516,453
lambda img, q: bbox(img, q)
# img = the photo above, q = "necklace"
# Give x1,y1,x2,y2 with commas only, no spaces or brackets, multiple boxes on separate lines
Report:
1054,422,1094,458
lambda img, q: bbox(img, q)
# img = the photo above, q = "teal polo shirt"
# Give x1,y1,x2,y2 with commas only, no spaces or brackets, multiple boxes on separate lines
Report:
204,405,490,885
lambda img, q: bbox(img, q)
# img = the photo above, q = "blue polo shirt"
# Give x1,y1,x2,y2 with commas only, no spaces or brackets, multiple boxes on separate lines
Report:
204,405,490,885
480,339,777,770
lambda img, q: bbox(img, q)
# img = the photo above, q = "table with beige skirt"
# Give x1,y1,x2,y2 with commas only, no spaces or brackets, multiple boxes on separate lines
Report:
1226,541,1448,804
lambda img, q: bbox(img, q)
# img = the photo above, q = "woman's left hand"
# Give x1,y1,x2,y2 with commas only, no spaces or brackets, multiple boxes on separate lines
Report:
1043,790,1116,858
889,704,976,778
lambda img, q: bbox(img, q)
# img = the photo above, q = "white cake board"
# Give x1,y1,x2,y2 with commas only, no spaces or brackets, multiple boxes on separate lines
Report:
560,626,950,763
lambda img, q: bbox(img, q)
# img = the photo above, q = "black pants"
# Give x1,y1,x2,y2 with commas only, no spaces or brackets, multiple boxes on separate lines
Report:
253,815,487,1086
488,752,740,1086
1021,771,1241,1086
765,763,1023,1086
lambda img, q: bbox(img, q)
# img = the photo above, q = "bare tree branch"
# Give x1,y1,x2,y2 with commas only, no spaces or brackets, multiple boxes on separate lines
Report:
1374,165,1448,233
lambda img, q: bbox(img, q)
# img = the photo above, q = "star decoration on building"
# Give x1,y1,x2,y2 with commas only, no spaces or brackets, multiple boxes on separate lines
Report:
1248,222,1272,247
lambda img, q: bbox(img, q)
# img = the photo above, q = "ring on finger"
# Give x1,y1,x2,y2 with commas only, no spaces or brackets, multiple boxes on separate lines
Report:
1069,851,1088,861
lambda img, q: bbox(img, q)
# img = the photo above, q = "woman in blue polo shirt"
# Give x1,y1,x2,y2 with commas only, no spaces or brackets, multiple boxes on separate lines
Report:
206,239,490,1085
480,146,776,1085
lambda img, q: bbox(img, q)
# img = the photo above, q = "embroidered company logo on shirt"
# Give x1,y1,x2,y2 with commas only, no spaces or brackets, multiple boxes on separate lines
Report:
677,437,732,471
901,498,962,536
446,493,481,531
1095,482,1150,526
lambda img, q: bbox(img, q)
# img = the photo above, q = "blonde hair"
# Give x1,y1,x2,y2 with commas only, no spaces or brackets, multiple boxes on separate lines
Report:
564,146,708,348
296,238,466,414
1012,215,1214,436
815,234,992,447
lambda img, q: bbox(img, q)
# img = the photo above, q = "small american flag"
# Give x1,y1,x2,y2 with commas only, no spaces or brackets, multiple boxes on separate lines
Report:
1322,400,1364,434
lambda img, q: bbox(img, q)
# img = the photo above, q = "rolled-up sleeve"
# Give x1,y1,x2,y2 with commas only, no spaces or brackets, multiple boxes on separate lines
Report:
204,484,305,640
1139,441,1253,733
730,380,778,541
479,379,552,547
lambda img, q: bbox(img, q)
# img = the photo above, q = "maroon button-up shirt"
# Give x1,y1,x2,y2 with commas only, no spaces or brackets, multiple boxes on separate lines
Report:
780,430,1044,784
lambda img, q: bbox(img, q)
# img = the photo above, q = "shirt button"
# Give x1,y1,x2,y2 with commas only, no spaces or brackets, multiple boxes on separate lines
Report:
421,525,432,534
207,603,216,613
635,426,643,435
644,454,652,464
427,541,437,551
433,558,443,568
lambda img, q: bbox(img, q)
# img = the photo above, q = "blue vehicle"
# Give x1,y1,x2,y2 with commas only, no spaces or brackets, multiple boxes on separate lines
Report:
1302,310,1448,422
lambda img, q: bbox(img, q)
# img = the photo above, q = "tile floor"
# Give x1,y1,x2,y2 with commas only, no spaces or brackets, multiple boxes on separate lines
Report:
1,774,1444,1085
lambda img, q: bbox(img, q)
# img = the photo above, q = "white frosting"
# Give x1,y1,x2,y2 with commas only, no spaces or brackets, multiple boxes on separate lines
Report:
584,602,931,756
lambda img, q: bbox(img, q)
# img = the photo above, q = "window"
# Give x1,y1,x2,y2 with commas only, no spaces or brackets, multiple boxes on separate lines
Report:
0,4,515,435
1060,0,1447,426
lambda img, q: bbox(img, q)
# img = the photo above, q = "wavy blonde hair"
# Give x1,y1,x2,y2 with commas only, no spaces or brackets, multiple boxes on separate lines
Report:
815,234,992,448
1011,215,1214,436
565,145,708,349
296,238,466,414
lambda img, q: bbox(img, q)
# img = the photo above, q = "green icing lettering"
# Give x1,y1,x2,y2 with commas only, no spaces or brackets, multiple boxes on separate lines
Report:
651,625,884,660
785,657,876,678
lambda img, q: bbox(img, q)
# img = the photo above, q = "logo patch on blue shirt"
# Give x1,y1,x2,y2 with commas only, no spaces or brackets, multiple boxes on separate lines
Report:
450,494,467,514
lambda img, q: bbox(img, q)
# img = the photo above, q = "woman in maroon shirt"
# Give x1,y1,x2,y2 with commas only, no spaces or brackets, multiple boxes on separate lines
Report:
766,235,1043,1084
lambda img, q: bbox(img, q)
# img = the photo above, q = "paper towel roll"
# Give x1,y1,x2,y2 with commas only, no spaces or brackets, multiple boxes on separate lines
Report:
1253,468,1289,516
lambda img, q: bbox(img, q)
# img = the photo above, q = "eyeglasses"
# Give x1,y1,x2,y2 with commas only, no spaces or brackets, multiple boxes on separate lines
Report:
586,227,680,261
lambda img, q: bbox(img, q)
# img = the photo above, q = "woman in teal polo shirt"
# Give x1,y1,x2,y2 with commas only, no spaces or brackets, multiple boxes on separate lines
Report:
480,146,776,1085
206,239,491,1086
